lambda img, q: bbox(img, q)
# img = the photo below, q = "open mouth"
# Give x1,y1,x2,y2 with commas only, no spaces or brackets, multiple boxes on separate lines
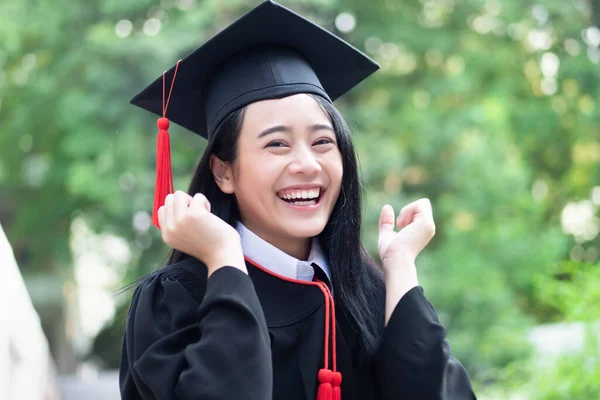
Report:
277,187,324,206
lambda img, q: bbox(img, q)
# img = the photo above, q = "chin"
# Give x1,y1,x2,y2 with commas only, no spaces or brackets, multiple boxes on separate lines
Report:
282,219,327,238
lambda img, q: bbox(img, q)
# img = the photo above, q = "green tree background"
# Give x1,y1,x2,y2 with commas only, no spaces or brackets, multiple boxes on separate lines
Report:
1,0,599,397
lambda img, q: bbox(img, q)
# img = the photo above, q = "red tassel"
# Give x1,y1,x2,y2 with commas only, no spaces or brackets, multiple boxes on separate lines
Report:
151,60,181,229
152,117,174,229
332,371,342,400
317,369,333,400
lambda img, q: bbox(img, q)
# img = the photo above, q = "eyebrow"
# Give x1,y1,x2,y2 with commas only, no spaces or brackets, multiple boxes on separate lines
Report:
257,124,334,138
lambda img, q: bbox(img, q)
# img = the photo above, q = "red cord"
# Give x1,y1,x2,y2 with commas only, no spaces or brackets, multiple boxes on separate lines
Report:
162,60,181,117
244,257,342,399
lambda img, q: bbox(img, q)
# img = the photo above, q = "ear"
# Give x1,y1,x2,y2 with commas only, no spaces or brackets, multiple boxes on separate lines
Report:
210,154,235,194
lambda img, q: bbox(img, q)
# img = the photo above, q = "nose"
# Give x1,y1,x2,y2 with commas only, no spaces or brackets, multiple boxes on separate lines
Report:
287,145,322,176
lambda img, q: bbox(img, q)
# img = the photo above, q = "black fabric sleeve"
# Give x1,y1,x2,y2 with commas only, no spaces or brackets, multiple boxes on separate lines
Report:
120,266,272,400
374,286,476,400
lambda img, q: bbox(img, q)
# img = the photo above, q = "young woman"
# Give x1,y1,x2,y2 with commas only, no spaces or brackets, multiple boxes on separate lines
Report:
120,1,476,399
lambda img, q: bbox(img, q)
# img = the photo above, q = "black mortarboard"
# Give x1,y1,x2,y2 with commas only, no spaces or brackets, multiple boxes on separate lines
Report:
132,0,379,227
131,0,379,139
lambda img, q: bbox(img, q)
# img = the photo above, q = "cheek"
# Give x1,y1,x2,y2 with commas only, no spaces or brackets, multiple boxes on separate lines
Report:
236,156,280,197
327,153,344,192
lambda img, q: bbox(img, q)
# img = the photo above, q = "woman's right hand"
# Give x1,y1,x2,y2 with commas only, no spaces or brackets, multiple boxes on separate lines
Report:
157,190,247,276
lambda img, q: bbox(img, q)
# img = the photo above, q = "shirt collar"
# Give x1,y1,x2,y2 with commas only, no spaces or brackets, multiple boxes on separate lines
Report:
236,222,332,284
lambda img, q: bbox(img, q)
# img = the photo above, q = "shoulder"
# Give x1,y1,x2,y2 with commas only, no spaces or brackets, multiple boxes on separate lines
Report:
138,257,208,302
128,257,209,319
126,258,210,334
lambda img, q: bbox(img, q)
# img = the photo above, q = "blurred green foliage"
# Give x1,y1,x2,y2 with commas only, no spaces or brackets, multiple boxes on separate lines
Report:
1,0,599,396
530,262,600,399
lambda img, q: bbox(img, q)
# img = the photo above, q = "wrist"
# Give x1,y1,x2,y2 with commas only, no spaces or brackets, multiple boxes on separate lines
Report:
206,239,247,277
382,258,419,326
382,255,416,273
383,257,419,287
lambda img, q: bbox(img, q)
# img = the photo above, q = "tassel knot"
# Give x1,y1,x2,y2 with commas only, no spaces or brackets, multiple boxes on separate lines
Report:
317,369,333,400
157,117,170,130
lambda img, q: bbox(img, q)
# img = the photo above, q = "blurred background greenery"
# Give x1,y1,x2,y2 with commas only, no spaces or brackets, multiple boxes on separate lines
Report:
1,0,599,398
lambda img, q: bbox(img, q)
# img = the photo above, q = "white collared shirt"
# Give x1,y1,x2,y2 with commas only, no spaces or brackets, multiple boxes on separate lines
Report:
236,222,333,285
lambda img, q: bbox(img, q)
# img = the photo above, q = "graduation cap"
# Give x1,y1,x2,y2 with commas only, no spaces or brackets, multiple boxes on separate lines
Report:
130,0,379,228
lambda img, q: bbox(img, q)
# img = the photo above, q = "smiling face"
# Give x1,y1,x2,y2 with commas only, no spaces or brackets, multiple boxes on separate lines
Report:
211,93,343,258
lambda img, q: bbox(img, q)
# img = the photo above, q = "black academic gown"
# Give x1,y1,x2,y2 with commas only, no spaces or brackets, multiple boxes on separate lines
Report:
120,257,476,400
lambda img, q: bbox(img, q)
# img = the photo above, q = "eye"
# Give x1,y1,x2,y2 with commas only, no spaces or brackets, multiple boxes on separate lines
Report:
313,138,335,146
266,141,288,148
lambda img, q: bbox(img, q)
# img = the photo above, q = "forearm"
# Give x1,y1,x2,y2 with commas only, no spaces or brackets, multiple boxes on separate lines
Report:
383,257,419,326
375,285,476,399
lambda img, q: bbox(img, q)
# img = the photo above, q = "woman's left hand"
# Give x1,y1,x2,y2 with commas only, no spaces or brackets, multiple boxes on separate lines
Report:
378,198,436,269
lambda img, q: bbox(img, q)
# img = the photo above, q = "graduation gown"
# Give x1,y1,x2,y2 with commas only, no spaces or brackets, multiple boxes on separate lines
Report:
120,257,476,399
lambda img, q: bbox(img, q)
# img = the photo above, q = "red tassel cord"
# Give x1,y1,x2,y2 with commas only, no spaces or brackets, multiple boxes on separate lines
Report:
315,280,342,400
316,283,332,400
152,60,181,229
328,285,342,400
241,258,343,400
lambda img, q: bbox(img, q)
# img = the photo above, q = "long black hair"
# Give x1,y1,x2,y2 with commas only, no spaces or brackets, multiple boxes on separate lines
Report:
165,94,385,358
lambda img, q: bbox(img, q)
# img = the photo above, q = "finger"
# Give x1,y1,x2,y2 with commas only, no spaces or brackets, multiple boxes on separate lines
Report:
379,204,395,239
379,204,395,229
173,190,192,221
416,198,432,216
189,193,211,215
415,198,435,234
157,206,166,230
397,208,417,229
397,202,415,229
397,198,432,229
410,198,433,225
176,190,193,205
164,193,175,229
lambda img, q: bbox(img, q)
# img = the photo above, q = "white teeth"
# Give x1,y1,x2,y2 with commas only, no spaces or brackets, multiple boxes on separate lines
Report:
288,199,317,206
278,188,320,200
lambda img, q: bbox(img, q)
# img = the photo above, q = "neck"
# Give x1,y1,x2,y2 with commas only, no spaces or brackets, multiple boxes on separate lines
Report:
275,237,311,261
242,223,311,260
